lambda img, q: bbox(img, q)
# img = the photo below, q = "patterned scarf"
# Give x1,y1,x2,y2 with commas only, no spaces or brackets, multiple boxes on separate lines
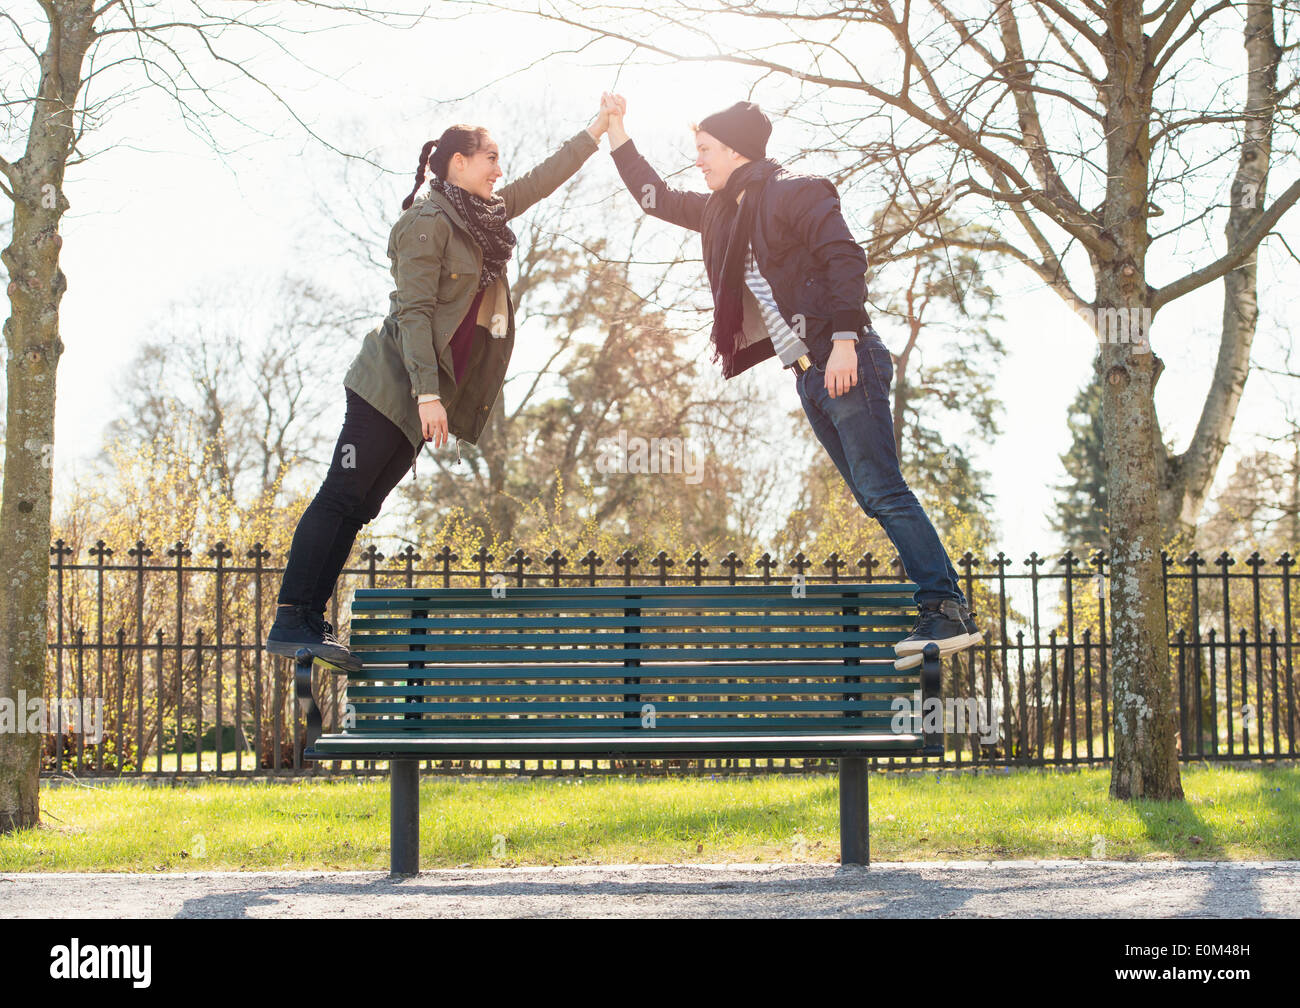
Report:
699,157,782,377
427,177,517,291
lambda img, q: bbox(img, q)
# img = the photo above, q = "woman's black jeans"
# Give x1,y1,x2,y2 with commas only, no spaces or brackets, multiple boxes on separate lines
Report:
276,387,417,611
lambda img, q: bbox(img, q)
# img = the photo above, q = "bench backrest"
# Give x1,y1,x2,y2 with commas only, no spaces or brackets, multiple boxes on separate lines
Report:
342,584,925,738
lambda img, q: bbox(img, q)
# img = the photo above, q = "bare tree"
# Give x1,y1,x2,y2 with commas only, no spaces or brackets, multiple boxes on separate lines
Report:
0,0,423,831
491,0,1300,800
98,274,355,506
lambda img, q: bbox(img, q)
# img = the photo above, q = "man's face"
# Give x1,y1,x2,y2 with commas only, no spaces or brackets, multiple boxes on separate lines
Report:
695,130,747,191
451,134,502,200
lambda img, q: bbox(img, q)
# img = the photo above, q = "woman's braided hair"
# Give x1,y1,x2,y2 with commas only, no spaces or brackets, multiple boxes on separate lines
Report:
401,124,491,210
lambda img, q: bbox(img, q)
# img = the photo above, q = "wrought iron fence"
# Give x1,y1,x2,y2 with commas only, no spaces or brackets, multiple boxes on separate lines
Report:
40,538,1298,777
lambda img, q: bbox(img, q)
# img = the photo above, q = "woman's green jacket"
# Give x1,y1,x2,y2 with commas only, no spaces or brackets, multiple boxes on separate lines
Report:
343,127,600,463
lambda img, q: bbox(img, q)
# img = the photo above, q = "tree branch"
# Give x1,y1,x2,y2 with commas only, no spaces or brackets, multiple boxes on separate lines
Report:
1151,1,1235,79
993,0,1092,220
1152,176,1300,311
1035,0,1105,52
519,3,1108,251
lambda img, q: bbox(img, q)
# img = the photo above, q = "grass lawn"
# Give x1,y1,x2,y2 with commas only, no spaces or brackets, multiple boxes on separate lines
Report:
1,764,1295,872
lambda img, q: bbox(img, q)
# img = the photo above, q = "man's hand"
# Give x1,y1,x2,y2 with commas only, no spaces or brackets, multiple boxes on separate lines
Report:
604,92,629,150
825,340,858,398
587,93,613,143
419,398,449,447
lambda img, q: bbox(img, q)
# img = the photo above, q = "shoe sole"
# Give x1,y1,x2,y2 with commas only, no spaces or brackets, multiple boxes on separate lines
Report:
264,639,362,673
895,628,982,657
894,633,982,670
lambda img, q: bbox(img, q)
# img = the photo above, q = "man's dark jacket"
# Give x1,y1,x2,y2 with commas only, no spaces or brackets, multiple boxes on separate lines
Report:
610,138,871,375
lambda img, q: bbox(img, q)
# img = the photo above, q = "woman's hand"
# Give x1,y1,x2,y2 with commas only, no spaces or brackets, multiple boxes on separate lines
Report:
587,93,614,142
419,399,449,447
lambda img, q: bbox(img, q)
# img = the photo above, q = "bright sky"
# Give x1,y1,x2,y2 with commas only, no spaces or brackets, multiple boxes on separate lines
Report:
9,1,1296,565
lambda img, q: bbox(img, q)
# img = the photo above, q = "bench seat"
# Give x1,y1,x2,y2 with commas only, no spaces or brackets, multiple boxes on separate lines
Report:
309,730,932,758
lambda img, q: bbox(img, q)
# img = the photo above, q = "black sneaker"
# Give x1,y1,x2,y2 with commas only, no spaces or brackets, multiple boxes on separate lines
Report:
266,604,363,672
306,611,365,673
893,599,979,669
307,611,344,647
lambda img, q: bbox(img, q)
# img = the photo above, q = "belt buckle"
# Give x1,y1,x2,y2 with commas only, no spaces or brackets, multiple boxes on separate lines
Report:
792,354,812,374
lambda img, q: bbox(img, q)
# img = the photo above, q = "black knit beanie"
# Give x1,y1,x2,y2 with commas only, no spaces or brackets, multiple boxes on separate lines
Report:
696,101,772,161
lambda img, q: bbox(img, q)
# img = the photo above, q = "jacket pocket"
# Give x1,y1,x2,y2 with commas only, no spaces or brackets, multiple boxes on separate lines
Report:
436,261,478,304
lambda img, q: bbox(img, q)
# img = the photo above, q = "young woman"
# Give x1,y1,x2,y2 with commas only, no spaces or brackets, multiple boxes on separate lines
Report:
266,99,616,669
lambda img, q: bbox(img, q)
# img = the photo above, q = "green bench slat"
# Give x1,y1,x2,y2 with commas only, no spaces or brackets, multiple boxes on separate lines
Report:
347,645,900,664
351,584,914,599
349,596,916,613
349,630,907,649
337,662,904,681
344,682,916,697
350,613,914,631
348,716,911,731
308,731,927,758
350,699,898,714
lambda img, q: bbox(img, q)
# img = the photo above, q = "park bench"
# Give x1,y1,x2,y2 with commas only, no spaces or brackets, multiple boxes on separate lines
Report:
295,583,943,874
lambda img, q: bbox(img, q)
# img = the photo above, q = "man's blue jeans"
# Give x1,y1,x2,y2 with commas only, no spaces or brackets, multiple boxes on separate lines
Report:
794,332,967,609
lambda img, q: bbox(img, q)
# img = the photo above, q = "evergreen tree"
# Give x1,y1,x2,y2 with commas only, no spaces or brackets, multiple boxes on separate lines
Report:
1050,358,1109,552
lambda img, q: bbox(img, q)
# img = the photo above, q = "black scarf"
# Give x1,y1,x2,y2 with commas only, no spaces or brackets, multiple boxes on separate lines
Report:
428,177,517,292
699,157,782,377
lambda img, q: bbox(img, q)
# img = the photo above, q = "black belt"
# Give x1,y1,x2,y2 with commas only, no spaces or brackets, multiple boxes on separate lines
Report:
790,354,812,374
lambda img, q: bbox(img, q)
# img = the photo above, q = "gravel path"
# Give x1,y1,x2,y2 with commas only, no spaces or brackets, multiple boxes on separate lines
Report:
2,861,1297,918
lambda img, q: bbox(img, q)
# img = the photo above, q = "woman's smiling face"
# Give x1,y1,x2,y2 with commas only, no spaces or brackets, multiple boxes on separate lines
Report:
449,134,502,200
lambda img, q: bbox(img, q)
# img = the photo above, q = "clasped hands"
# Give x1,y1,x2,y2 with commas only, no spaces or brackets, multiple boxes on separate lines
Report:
587,91,628,145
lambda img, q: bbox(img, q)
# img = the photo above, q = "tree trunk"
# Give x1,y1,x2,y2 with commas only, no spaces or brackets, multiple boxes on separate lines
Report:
1099,4,1182,801
0,1,95,832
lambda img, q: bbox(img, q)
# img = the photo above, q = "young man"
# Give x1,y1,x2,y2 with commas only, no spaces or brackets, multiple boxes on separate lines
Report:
602,95,980,669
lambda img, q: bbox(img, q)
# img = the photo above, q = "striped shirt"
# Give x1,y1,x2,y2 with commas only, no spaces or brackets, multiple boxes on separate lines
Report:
740,243,810,367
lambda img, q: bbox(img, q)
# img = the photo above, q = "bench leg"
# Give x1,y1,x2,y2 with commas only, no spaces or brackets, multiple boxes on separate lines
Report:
390,759,420,876
839,757,869,865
